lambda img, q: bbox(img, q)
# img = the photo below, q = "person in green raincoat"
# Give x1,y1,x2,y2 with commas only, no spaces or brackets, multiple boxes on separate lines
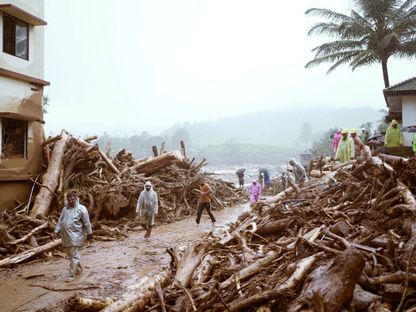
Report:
335,129,355,163
413,133,416,154
384,119,403,147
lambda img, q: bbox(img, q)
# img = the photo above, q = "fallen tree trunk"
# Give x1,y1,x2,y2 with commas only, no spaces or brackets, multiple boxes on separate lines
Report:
192,254,216,286
309,170,329,178
132,152,182,176
30,130,69,219
229,253,322,312
350,285,383,311
368,271,416,285
399,181,416,213
7,222,48,245
68,296,114,311
174,242,208,288
220,250,280,290
0,239,61,267
267,187,294,203
378,153,409,165
288,248,365,312
101,269,170,312
255,218,291,235
73,137,121,175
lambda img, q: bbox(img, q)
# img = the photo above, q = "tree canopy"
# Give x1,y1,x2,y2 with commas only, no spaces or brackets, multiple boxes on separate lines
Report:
306,0,416,87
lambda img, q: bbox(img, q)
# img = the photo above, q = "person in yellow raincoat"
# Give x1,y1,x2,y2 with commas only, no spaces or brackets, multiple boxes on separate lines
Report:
384,119,403,147
335,129,355,163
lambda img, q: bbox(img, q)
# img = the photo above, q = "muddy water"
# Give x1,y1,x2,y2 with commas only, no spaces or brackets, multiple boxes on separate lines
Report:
0,202,251,312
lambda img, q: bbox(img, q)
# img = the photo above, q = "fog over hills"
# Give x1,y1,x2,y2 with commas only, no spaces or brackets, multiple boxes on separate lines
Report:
94,106,385,165
163,106,384,147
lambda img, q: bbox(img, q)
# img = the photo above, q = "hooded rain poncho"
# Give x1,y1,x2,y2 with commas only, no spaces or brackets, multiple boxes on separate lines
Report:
55,200,92,247
332,131,342,153
248,181,262,203
335,137,355,163
289,158,308,184
385,121,403,147
136,186,159,217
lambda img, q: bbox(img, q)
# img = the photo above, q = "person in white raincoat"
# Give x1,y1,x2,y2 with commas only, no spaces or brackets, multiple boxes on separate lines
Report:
53,191,93,282
289,158,309,186
136,181,158,238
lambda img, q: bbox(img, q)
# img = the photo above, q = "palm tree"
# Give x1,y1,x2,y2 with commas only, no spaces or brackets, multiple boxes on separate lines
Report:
305,0,416,87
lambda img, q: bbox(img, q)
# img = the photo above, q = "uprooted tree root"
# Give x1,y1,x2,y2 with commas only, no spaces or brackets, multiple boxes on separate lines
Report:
0,132,244,267
122,156,416,311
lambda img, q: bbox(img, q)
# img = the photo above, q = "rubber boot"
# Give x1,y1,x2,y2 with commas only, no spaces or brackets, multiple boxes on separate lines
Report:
146,226,152,238
143,224,148,238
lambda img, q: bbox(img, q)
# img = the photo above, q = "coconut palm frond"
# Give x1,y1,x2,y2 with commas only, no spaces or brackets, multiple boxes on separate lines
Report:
400,0,416,11
351,51,379,69
306,0,416,87
326,53,361,73
396,39,416,56
307,22,342,37
305,51,360,70
393,12,416,33
311,40,365,57
305,8,352,23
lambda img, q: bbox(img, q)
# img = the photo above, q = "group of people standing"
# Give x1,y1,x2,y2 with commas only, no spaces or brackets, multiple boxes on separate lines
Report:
236,158,308,205
332,128,372,163
332,119,409,163
236,169,267,204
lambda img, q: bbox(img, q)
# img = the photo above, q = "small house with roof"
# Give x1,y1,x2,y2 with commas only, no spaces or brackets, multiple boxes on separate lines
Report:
0,0,48,209
384,77,416,147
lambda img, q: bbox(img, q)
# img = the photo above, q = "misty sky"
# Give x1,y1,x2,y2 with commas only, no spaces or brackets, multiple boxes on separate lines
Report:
43,0,415,136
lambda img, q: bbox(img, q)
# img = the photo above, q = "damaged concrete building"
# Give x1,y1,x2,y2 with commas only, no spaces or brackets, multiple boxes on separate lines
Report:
0,0,48,209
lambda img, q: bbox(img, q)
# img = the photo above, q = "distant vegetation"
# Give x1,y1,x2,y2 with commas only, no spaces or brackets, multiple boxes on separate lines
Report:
162,107,382,146
96,132,299,166
97,106,383,165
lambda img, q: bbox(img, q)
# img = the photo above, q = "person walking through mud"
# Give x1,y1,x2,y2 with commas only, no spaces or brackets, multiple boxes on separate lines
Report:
136,181,159,239
196,180,217,226
248,180,262,204
53,191,93,282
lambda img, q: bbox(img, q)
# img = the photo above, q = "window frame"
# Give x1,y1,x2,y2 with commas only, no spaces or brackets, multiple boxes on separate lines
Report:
2,13,29,60
0,117,28,159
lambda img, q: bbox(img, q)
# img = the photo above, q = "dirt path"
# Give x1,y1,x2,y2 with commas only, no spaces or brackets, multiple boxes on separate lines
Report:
0,202,251,312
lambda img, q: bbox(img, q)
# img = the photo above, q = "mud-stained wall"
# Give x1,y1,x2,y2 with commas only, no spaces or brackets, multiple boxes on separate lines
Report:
0,77,43,121
0,1,46,211
0,77,43,210
0,77,43,177
0,181,31,210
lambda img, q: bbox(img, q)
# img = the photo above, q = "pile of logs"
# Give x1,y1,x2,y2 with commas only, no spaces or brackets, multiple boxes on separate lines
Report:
128,156,416,311
0,131,240,267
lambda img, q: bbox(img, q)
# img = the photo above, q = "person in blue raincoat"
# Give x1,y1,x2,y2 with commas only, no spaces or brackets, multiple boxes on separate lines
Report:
53,191,93,282
259,168,271,188
263,170,272,188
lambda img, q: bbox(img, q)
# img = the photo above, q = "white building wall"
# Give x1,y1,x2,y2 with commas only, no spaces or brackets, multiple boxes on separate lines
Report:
0,0,45,79
402,96,416,146
0,75,40,111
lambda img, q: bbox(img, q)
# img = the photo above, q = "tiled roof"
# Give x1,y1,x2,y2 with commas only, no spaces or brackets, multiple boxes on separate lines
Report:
384,76,416,94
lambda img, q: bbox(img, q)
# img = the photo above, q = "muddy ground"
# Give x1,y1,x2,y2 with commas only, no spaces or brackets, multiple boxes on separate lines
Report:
0,202,251,312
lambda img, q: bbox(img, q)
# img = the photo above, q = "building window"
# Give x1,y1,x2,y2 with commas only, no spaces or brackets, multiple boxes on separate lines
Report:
3,13,29,60
1,118,28,159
